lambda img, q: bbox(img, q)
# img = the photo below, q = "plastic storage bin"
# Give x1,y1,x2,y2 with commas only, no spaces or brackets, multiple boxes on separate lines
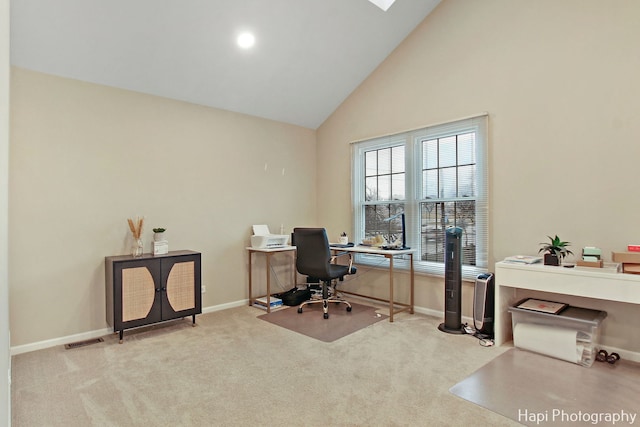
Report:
508,301,607,367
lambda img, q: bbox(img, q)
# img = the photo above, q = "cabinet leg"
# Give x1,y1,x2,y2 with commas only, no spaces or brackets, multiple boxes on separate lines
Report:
119,330,123,344
192,314,197,327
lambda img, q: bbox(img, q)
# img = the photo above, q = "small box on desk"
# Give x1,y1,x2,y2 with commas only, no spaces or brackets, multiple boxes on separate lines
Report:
582,247,602,258
153,240,169,255
575,259,603,268
622,263,640,274
509,301,607,367
612,251,640,264
575,262,621,273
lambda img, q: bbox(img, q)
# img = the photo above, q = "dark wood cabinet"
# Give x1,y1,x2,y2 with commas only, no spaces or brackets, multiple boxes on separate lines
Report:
105,250,201,342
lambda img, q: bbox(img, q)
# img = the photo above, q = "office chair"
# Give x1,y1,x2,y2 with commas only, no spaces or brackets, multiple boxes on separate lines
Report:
292,228,356,319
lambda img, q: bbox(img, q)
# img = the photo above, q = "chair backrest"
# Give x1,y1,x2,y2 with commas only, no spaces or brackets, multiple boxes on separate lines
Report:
292,228,333,279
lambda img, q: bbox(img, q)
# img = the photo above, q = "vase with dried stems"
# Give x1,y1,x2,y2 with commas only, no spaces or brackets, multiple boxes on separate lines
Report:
127,217,145,257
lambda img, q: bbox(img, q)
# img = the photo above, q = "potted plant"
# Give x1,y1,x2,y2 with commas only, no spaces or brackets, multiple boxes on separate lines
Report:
539,235,573,266
153,228,166,242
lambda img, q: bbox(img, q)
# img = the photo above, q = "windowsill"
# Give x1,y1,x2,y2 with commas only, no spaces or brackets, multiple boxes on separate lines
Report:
354,254,487,281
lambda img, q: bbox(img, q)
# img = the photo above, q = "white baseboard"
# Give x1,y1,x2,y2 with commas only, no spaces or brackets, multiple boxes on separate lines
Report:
11,327,113,356
404,305,476,327
10,300,248,356
201,299,247,314
11,300,640,363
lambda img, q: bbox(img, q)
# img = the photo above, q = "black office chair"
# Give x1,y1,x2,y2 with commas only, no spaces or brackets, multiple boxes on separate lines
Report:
292,227,356,319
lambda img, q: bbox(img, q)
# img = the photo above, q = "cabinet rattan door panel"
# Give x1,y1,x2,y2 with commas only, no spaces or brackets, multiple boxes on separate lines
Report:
121,267,156,322
166,261,195,312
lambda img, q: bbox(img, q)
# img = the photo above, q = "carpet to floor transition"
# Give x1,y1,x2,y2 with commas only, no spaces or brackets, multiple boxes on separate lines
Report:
450,348,640,426
257,301,388,342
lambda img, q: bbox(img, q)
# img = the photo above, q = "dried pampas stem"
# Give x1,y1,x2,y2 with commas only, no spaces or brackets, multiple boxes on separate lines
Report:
137,217,144,239
127,216,145,239
127,218,136,236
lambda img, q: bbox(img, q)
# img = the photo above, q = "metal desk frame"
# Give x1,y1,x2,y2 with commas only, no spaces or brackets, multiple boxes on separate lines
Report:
331,246,415,322
246,246,296,313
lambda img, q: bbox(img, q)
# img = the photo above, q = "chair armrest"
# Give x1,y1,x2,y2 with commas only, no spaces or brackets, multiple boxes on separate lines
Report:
330,251,351,260
331,252,356,275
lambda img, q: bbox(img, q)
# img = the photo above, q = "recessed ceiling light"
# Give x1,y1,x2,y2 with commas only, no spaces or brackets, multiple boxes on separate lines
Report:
237,32,255,49
368,0,396,11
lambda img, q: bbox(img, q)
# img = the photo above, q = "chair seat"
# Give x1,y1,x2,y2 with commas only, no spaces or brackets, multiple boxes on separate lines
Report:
327,263,356,279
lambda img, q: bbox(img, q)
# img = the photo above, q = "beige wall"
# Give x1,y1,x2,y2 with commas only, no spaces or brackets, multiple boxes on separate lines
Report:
9,0,640,357
9,68,317,347
1,0,11,421
317,0,640,354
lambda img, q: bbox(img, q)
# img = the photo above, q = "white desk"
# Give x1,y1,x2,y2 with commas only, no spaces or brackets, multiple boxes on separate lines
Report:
331,245,415,322
247,246,296,313
494,260,640,346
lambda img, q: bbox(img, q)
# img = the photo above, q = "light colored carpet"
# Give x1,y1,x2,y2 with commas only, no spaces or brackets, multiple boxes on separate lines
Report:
450,348,640,426
258,302,388,342
12,304,519,427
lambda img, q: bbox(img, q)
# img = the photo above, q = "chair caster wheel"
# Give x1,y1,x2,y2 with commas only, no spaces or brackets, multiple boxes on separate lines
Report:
297,307,303,313
324,313,329,319
346,306,352,312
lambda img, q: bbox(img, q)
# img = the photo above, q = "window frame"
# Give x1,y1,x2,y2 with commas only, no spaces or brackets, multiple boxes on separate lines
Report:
351,114,488,280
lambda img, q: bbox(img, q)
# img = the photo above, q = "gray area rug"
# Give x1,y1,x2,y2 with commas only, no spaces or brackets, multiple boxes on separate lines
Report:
257,301,387,342
450,348,640,426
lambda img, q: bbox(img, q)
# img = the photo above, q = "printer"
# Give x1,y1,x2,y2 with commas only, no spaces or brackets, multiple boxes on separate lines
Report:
250,224,289,249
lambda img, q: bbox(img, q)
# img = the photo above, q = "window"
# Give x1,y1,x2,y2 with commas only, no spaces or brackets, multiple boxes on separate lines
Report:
352,115,488,279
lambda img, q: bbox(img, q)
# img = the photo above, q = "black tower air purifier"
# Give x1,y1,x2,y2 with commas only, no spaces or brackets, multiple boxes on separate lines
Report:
473,273,495,337
438,226,464,334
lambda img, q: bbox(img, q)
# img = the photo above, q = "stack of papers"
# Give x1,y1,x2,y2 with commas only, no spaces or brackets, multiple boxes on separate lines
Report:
253,296,283,310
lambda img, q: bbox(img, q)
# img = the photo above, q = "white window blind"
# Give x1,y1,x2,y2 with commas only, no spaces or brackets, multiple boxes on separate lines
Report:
351,114,488,280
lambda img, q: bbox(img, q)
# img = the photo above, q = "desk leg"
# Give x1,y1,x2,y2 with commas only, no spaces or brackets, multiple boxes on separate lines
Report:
388,255,394,322
292,251,296,289
248,251,254,307
265,253,272,313
410,253,414,314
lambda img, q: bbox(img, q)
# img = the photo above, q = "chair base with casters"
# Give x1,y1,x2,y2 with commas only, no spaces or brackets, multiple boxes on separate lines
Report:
297,279,352,319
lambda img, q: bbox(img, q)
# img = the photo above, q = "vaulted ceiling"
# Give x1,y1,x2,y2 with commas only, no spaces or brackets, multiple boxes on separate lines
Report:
10,0,440,129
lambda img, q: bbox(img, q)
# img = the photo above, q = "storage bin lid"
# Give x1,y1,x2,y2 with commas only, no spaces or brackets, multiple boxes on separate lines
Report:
558,306,607,324
508,301,607,326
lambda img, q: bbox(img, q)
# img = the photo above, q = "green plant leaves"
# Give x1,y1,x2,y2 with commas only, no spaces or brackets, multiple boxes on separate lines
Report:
538,235,573,259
